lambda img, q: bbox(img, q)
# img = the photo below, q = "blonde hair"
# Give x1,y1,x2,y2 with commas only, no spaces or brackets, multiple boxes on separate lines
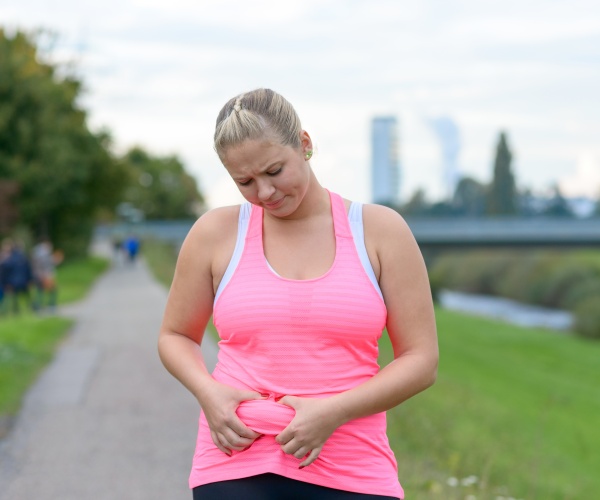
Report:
214,89,302,159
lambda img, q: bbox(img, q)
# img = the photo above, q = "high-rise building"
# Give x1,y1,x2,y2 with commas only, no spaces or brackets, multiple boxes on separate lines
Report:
371,116,400,205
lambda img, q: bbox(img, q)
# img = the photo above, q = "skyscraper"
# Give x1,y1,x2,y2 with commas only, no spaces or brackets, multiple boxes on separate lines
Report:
371,116,400,205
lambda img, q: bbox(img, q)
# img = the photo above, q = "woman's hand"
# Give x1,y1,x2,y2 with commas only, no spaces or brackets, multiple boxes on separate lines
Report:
201,380,264,455
275,396,345,467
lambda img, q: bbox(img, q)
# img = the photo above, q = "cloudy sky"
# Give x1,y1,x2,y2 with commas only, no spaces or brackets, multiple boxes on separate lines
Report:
2,0,600,207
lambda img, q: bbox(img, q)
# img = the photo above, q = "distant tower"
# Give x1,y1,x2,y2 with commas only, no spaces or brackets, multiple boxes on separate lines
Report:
371,116,400,205
429,116,461,199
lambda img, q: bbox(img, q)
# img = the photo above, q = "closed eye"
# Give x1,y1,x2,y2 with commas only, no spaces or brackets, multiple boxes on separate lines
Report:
267,167,282,176
238,179,252,186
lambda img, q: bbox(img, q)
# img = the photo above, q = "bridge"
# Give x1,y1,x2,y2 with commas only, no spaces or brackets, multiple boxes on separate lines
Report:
404,217,600,249
95,216,600,250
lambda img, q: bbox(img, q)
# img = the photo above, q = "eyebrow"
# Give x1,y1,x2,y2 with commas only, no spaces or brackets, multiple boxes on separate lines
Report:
234,160,281,181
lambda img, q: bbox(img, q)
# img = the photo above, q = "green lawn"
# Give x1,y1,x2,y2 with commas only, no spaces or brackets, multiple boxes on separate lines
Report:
0,315,72,415
55,256,109,304
143,241,599,499
0,256,109,418
142,239,178,289
384,309,600,499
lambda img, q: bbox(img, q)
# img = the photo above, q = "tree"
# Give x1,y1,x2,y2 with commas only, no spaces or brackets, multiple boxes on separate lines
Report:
542,184,573,217
399,188,429,216
118,147,204,219
452,176,486,216
0,29,126,255
486,131,517,215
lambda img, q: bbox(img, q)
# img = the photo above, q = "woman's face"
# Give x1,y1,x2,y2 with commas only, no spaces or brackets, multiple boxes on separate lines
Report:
221,131,312,218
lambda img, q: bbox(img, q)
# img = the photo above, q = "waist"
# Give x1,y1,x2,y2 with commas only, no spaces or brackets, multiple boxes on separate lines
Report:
232,397,387,438
236,398,295,435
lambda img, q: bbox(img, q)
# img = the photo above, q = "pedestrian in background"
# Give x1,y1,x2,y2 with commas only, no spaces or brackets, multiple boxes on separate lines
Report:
124,234,140,264
0,239,10,314
159,89,438,500
31,238,63,313
1,239,33,314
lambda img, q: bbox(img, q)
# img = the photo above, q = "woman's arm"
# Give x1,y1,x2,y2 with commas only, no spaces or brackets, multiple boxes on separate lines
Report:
332,203,439,416
276,204,438,466
158,207,263,455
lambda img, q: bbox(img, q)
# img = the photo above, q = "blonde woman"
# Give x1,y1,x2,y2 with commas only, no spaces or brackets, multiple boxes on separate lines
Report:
159,89,438,500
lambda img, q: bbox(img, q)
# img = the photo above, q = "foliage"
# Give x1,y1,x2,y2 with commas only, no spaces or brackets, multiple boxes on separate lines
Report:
486,131,517,215
541,184,574,217
452,176,486,216
398,188,429,216
431,249,600,339
573,297,600,339
119,147,204,220
382,308,600,499
0,29,127,256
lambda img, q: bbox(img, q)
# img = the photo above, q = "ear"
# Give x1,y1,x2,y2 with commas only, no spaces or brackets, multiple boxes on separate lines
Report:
299,130,312,154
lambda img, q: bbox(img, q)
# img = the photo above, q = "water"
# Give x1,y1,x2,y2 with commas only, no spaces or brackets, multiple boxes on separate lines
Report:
438,289,574,331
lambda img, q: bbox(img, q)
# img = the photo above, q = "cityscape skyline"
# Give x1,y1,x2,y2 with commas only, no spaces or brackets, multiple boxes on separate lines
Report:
371,117,401,205
2,1,599,208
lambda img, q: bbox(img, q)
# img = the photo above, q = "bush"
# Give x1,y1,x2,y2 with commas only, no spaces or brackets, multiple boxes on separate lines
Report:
561,276,600,309
430,249,600,340
574,296,600,339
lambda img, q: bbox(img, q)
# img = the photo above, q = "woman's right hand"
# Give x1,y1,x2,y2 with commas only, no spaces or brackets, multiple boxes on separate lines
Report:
200,380,264,455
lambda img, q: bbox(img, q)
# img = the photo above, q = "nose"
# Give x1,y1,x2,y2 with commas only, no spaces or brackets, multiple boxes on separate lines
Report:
256,179,276,201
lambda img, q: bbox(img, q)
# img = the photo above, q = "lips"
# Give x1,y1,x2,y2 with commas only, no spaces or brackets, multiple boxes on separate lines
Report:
263,197,285,209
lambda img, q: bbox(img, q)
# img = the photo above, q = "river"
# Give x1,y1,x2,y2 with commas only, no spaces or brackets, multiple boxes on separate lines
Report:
438,289,574,331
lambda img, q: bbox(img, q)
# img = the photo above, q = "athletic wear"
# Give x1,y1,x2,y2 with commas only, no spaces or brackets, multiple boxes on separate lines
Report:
190,191,403,498
193,473,400,500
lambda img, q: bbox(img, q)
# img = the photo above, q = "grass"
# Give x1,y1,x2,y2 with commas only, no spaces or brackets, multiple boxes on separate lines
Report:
0,315,72,415
56,256,110,304
384,309,600,499
142,238,178,289
144,241,600,499
0,256,109,418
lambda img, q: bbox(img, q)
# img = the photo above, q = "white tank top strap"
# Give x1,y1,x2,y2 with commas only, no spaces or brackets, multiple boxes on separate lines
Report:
348,202,384,300
214,203,252,304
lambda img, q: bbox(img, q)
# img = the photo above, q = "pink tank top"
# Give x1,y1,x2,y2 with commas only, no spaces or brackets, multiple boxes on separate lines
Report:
189,191,403,498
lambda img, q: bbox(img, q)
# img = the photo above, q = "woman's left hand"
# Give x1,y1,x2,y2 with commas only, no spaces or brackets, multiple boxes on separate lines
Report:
275,396,345,467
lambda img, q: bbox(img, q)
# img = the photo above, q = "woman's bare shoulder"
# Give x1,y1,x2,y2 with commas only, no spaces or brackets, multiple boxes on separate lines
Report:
188,205,240,240
177,205,241,262
361,203,411,235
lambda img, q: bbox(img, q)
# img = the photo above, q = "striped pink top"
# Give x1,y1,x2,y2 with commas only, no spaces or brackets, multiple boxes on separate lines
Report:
189,191,403,498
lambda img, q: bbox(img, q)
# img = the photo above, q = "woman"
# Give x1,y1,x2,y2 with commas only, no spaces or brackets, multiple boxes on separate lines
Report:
158,89,438,500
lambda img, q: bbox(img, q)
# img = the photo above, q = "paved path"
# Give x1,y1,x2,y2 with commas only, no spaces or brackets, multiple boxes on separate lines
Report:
0,255,218,500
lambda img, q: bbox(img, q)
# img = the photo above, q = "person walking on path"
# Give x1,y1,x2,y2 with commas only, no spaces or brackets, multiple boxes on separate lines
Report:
0,239,33,314
0,239,10,313
124,234,141,264
0,251,212,499
159,89,438,499
31,237,63,312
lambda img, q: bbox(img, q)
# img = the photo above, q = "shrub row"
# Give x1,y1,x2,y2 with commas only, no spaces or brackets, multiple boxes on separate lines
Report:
429,250,600,339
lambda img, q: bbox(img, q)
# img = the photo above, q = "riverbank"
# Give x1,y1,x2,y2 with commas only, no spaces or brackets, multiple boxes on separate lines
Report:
439,289,574,331
430,248,600,339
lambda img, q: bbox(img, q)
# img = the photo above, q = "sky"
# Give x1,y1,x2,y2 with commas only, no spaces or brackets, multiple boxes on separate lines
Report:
2,0,600,208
